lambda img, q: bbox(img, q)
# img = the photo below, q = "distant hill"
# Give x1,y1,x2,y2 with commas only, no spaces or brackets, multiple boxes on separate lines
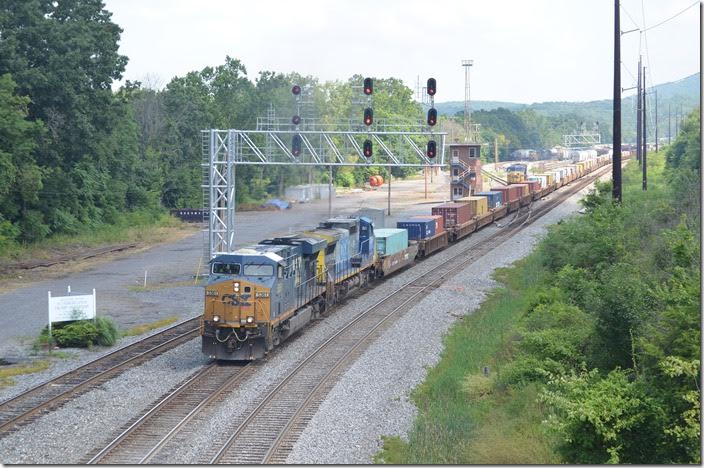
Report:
436,72,700,143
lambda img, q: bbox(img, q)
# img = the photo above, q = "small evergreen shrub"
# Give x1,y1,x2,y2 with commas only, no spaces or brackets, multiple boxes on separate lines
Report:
94,316,120,346
36,317,121,349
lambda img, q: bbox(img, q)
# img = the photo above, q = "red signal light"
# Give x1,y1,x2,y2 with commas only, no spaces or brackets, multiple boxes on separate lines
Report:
292,133,302,157
363,77,373,95
427,108,437,126
427,140,437,158
363,139,373,158
292,115,301,125
364,108,373,126
427,78,436,96
292,85,301,95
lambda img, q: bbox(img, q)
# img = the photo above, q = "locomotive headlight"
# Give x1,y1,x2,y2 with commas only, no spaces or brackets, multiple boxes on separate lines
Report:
213,315,220,322
246,316,254,324
234,282,240,292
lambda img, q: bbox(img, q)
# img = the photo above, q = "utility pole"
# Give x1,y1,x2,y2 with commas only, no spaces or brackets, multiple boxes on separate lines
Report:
636,55,642,165
642,66,647,191
387,168,392,216
612,0,622,203
328,165,332,218
654,89,658,152
668,103,671,144
494,138,499,164
424,167,428,199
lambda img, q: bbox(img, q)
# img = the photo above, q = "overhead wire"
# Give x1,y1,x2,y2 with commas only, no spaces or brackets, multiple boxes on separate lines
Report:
642,0,699,32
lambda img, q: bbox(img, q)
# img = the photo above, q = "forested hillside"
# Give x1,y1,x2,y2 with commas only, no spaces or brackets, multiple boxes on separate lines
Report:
0,1,423,254
437,72,700,148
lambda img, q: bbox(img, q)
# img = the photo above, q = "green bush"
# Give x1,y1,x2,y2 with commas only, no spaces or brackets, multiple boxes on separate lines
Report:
52,321,98,348
94,316,120,346
36,317,121,349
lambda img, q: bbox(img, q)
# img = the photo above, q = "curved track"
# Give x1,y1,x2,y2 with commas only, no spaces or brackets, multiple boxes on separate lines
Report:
0,317,200,438
204,164,616,464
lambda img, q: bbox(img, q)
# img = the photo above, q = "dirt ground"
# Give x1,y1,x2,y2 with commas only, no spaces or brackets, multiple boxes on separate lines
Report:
0,171,450,358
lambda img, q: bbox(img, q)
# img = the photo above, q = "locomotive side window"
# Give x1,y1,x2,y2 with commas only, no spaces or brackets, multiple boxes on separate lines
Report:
243,264,274,277
212,262,240,275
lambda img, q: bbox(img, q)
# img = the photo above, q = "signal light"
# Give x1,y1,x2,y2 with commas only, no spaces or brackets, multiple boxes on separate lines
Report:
427,140,437,158
364,107,373,126
292,133,302,157
363,139,373,158
427,108,437,126
363,77,373,95
427,78,436,96
292,85,301,95
292,115,301,125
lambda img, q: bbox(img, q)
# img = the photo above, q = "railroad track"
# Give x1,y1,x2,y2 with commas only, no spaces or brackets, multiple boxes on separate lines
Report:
85,361,254,464
0,316,201,438
201,163,617,464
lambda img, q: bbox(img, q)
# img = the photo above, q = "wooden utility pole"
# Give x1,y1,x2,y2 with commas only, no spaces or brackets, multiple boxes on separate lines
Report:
612,0,622,203
387,168,392,216
654,89,658,152
642,66,647,191
636,55,642,165
424,167,428,199
328,165,332,218
494,138,499,164
668,103,671,144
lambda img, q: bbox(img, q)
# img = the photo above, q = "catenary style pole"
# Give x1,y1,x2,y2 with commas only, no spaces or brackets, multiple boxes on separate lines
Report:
612,0,622,202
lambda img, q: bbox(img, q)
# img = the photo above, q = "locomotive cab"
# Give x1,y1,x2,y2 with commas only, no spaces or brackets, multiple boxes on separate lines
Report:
202,248,285,360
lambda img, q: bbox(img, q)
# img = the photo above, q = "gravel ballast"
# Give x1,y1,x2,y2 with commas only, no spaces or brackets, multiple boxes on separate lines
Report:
285,179,603,464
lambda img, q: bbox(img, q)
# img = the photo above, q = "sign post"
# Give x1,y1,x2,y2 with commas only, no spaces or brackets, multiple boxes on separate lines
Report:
47,288,97,339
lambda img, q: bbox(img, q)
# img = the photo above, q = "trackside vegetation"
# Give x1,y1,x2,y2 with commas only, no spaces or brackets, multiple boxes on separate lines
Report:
375,109,700,464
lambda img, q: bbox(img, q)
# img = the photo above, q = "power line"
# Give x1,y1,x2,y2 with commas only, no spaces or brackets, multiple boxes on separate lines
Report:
643,1,699,32
620,3,642,30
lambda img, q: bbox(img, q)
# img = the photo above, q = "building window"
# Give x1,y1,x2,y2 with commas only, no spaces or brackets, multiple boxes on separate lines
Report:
453,187,463,196
453,168,459,176
452,149,459,158
469,147,477,157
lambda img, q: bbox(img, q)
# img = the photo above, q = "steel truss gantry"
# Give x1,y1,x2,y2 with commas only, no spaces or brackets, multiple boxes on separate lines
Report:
203,127,447,259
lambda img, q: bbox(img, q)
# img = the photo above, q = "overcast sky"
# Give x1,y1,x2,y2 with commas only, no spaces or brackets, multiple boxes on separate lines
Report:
104,0,700,103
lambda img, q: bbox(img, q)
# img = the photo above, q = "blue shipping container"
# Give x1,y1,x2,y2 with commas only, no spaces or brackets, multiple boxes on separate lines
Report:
475,191,503,208
374,228,409,256
396,219,435,240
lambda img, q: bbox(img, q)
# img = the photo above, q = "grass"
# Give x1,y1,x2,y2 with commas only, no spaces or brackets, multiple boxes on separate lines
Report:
376,254,557,464
127,279,204,292
121,316,180,337
0,211,186,264
0,360,51,388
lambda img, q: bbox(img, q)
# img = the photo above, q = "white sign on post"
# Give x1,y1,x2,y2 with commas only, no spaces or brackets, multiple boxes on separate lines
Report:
48,288,97,333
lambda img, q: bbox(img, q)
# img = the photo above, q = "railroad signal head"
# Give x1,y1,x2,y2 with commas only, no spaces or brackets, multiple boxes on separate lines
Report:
292,133,302,157
427,108,437,126
292,115,301,125
363,139,373,158
292,85,301,95
363,77,373,95
364,107,373,126
427,140,437,158
427,78,436,96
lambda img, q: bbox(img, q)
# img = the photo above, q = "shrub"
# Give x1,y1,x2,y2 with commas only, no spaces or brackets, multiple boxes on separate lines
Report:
94,316,120,346
52,321,98,348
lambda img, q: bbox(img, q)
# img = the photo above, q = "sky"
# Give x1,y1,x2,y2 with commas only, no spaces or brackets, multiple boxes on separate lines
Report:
103,0,701,104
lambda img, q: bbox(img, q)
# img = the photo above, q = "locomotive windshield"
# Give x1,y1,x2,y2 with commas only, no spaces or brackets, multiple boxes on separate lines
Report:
243,264,274,277
212,262,241,275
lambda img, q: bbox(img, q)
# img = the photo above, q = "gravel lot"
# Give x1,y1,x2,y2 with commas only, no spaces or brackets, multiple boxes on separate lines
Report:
0,172,609,464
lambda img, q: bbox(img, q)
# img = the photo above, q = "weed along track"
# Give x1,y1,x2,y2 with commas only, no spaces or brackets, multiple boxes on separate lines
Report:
0,317,200,438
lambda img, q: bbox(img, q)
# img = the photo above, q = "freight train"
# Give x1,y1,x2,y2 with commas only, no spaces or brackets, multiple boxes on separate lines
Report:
201,154,612,360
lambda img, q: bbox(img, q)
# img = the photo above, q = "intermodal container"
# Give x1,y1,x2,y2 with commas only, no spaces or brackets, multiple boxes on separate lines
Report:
397,218,435,240
535,173,554,186
411,215,444,234
524,180,541,192
474,191,503,209
491,185,522,203
374,228,409,256
455,196,488,216
527,176,545,188
431,203,473,228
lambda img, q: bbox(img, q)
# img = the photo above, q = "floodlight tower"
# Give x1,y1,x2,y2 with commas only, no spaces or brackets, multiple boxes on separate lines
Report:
462,59,474,142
